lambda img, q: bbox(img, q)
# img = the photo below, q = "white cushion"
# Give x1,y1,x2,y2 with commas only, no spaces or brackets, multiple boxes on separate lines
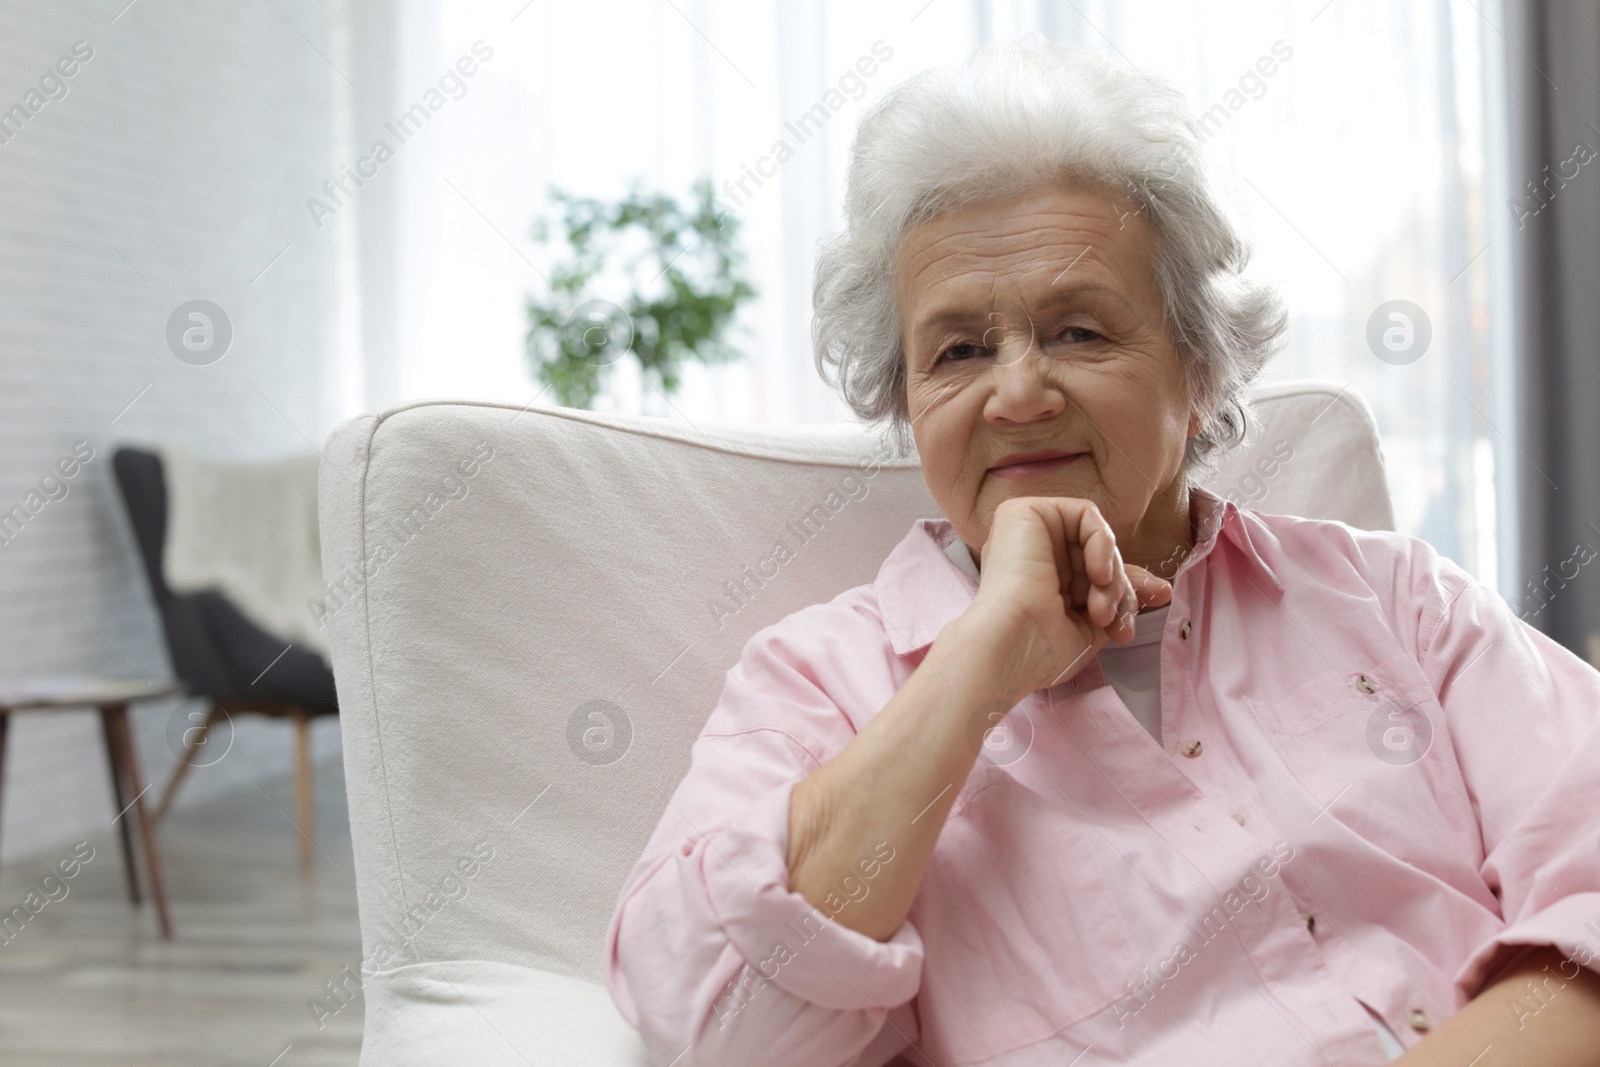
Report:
317,381,1391,1064
1211,379,1394,530
361,962,649,1065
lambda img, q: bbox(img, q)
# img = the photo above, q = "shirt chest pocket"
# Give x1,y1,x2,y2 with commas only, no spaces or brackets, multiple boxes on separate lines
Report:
911,768,1147,1064
1242,652,1474,866
1242,652,1436,745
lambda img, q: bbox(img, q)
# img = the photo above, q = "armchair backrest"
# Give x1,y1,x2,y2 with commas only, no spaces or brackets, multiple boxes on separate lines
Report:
112,446,338,708
113,446,236,698
316,379,1394,1017
112,448,172,602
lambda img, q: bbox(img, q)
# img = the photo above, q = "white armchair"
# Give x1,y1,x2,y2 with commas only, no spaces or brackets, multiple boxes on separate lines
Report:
317,380,1392,1065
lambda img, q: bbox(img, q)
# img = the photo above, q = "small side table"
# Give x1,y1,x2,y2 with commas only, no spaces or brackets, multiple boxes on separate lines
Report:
0,678,181,939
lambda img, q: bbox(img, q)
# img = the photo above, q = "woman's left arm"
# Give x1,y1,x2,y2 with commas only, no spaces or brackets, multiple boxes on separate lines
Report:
1397,945,1600,1065
1399,545,1600,1064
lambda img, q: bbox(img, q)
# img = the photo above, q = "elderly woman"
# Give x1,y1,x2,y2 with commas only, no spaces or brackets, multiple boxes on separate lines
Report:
604,43,1600,1067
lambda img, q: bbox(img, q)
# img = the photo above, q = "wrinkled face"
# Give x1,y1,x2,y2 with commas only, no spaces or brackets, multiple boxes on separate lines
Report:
895,183,1200,563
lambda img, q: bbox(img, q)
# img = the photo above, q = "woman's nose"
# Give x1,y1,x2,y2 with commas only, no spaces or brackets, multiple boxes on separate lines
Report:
986,327,1065,424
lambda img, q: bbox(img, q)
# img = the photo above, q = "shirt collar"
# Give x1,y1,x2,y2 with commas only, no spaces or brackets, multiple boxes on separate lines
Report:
873,484,1284,657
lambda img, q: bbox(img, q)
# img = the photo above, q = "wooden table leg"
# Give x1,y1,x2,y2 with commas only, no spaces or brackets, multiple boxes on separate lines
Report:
103,703,173,939
99,708,141,906
292,707,313,867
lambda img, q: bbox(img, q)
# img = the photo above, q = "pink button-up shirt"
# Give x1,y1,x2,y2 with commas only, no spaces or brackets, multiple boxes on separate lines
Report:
604,487,1600,1066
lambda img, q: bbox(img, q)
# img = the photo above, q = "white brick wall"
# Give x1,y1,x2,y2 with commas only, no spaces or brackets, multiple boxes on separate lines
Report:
0,0,361,864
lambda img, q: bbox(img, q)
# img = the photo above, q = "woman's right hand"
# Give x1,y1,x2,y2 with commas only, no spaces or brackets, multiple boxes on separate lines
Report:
960,495,1173,704
786,496,1174,944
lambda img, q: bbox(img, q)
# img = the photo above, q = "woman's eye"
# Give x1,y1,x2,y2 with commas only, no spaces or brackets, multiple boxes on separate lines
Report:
937,342,984,363
935,328,1100,364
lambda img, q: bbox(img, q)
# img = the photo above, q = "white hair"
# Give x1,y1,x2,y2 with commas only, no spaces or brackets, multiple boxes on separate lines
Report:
811,41,1287,468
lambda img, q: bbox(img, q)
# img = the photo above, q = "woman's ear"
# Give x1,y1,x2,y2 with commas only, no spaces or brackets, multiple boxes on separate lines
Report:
1187,404,1205,438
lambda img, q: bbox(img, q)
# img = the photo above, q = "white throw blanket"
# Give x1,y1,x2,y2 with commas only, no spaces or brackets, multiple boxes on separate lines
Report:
157,443,328,659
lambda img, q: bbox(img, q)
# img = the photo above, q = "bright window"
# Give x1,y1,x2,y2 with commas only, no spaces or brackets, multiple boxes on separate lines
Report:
371,0,1513,592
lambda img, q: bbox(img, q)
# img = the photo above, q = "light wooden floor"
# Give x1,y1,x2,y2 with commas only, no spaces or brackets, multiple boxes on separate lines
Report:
0,760,363,1066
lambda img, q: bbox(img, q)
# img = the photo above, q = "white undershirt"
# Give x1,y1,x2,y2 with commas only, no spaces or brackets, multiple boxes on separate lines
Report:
941,536,1409,1060
1096,603,1168,740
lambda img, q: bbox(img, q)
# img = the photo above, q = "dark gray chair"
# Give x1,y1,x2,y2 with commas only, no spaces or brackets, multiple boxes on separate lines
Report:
112,447,337,861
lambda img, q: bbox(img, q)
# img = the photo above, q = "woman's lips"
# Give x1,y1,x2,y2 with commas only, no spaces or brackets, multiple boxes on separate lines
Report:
987,453,1083,480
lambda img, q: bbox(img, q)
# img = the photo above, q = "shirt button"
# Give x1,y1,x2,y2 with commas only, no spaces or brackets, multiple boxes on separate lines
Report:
1180,739,1203,757
1355,673,1378,695
1407,1009,1430,1033
1231,812,1246,826
1301,912,1316,933
1179,619,1192,640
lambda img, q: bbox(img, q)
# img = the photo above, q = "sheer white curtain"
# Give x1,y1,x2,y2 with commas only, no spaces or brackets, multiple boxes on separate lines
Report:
350,0,1513,590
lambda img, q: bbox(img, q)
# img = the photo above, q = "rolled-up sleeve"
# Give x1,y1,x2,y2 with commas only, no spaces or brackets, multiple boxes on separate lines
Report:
604,615,926,1067
1411,549,1600,997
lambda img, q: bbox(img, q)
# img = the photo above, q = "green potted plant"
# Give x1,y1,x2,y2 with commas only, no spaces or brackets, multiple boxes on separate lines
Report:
524,177,756,411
